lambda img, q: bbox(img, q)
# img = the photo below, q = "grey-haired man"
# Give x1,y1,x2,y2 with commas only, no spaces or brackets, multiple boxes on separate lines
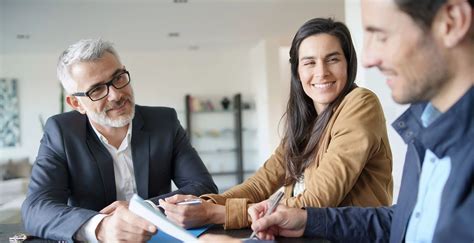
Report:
22,39,217,242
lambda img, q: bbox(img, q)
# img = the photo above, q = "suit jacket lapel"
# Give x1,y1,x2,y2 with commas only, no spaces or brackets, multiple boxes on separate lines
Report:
86,122,117,205
131,107,150,199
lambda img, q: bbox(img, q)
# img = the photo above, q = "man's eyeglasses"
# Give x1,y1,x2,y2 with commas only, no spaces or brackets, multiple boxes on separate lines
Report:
71,70,131,101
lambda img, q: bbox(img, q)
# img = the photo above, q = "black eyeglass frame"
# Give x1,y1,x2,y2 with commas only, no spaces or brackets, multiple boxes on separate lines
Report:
71,70,131,101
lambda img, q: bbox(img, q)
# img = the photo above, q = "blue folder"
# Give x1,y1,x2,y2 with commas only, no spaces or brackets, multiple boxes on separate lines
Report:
148,225,212,243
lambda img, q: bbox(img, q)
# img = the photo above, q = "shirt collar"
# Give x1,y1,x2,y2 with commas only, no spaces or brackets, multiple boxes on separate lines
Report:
420,103,442,128
90,121,133,151
392,85,474,158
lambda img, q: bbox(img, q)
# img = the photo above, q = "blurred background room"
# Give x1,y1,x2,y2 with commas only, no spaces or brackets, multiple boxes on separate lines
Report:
0,0,407,224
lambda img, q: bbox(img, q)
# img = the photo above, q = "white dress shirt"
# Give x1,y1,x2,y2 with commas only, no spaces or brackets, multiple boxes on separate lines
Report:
75,122,137,242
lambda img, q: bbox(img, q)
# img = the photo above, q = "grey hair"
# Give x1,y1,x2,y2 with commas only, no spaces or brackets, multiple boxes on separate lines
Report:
57,38,120,94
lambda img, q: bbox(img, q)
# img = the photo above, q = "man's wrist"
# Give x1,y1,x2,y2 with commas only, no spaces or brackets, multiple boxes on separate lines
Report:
95,214,110,242
75,214,106,243
303,208,326,238
298,208,308,235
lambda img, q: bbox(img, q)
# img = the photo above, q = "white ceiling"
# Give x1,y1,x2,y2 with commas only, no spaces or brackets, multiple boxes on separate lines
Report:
0,0,345,54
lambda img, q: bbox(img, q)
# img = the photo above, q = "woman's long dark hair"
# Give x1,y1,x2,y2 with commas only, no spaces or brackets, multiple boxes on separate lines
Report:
283,18,358,185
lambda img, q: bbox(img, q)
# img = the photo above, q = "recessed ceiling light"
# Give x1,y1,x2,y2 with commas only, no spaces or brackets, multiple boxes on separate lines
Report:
168,32,180,37
16,34,30,39
189,45,199,51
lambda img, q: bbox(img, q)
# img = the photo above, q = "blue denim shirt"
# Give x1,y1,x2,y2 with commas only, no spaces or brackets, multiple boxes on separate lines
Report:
304,86,474,243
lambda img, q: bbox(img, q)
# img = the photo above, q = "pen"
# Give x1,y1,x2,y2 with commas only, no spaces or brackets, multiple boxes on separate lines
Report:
157,198,202,209
249,191,285,239
176,199,202,206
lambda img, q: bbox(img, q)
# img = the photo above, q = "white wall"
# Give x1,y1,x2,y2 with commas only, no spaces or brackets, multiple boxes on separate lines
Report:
249,38,292,165
0,55,3,77
275,46,292,146
0,0,4,74
249,40,271,165
0,2,5,159
344,0,408,202
1,53,70,161
122,48,254,111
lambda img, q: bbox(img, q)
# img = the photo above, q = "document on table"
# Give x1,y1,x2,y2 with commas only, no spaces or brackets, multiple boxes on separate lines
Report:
129,194,208,242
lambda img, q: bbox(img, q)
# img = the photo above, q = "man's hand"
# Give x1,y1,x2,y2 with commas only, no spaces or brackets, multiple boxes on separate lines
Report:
249,202,307,240
96,202,157,242
100,201,129,214
159,194,225,228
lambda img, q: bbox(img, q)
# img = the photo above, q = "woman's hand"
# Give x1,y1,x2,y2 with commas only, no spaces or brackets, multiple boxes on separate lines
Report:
159,194,225,228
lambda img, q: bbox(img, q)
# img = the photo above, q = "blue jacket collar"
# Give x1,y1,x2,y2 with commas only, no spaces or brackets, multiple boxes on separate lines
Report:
392,85,474,158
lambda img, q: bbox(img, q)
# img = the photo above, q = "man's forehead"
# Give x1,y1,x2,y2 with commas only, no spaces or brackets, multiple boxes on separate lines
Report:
361,0,404,31
361,0,395,7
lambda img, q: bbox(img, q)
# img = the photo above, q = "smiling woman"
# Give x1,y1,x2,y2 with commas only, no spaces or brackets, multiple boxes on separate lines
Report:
283,17,359,187
159,18,394,231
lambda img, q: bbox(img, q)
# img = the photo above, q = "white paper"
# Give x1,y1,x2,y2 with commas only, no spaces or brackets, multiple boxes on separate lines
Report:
129,194,197,242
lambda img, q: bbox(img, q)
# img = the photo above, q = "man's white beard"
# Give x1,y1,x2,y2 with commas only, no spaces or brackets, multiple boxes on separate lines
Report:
87,104,135,128
85,97,135,128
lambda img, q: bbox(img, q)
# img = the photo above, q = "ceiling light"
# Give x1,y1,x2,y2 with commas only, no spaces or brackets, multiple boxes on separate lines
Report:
189,45,199,51
16,34,30,39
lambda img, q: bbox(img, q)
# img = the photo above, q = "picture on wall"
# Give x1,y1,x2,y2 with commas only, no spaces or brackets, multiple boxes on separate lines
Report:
0,78,20,147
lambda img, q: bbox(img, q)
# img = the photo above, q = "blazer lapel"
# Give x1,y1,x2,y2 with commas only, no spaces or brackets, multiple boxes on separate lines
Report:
131,107,150,199
86,123,117,205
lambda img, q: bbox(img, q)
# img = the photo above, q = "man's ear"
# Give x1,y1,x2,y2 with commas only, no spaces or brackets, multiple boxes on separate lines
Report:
434,0,472,47
66,95,86,114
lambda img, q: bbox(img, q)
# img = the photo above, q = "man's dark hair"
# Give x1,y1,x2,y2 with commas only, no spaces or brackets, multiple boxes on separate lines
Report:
395,0,473,29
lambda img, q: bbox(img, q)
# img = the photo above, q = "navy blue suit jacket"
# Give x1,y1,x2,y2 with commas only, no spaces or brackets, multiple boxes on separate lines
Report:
303,86,474,242
21,105,217,241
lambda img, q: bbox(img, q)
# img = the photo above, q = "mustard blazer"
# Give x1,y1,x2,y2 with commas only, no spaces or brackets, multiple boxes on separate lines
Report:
201,87,393,229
